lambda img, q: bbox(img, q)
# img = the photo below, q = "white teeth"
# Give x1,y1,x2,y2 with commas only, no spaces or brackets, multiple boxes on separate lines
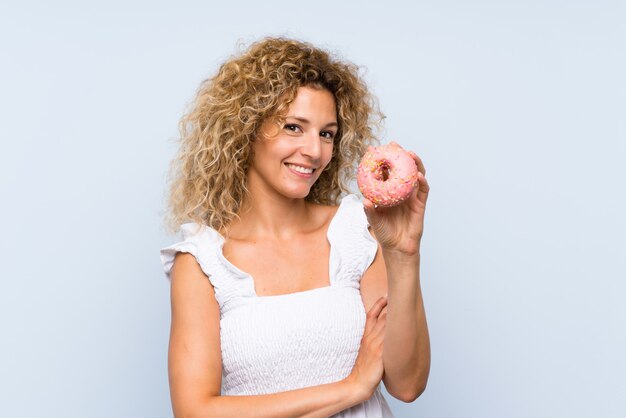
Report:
287,163,314,174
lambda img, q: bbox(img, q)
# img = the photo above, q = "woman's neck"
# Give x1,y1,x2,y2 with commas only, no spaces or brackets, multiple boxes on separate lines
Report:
227,190,315,241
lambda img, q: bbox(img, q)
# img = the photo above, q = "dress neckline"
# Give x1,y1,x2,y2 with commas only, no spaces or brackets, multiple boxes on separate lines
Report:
210,195,353,299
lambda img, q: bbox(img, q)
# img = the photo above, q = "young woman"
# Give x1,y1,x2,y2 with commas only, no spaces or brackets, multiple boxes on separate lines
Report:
160,37,431,418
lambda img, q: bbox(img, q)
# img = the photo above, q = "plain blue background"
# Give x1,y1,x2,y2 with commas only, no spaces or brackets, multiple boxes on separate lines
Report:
1,1,624,417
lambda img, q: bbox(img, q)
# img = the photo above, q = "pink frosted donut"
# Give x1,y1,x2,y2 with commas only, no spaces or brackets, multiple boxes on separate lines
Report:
357,143,419,207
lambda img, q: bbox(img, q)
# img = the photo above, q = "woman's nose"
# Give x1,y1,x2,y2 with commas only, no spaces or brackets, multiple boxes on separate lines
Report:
300,132,322,160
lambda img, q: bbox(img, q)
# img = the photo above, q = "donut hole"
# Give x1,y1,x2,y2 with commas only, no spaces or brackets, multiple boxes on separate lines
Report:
375,161,391,182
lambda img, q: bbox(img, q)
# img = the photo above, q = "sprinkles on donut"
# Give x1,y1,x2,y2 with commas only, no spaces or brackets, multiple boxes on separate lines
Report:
357,143,419,207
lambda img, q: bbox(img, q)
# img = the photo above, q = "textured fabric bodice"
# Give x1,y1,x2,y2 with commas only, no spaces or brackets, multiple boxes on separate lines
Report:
160,194,394,417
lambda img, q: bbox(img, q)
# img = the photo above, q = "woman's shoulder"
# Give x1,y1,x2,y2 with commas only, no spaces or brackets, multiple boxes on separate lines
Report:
176,222,225,245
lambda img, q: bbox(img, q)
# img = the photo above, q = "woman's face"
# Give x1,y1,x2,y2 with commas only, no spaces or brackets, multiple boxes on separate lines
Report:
247,86,338,200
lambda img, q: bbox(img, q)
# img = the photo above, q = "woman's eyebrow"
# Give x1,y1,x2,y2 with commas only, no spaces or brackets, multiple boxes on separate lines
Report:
286,115,338,128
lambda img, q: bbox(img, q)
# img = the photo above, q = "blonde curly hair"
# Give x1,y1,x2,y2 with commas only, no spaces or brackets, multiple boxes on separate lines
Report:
163,37,384,235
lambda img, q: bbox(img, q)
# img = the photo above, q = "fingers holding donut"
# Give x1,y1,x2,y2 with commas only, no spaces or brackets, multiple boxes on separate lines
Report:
408,154,429,207
416,170,430,207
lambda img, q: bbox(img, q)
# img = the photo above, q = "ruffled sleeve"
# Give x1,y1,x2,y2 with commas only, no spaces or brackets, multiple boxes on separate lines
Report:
329,194,379,286
159,223,253,314
159,222,212,281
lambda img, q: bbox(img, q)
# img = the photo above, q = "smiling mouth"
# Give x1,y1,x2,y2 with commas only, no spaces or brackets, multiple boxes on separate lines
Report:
285,163,315,174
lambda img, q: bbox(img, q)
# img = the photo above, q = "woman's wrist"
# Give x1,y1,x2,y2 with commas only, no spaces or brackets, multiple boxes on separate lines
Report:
340,375,372,405
382,246,421,263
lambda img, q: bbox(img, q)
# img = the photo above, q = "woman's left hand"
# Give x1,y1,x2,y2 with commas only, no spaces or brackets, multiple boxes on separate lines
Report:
362,143,430,256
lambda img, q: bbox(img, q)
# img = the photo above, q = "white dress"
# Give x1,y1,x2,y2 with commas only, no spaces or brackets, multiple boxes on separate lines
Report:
160,194,395,417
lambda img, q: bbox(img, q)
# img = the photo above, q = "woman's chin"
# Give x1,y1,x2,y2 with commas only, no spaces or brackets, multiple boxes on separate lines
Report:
279,185,314,200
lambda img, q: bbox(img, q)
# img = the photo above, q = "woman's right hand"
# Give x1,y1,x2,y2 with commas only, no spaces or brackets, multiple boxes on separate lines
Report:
344,295,388,401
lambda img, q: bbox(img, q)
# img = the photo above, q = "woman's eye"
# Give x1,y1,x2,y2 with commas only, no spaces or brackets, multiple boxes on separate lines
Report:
321,131,336,141
284,124,302,133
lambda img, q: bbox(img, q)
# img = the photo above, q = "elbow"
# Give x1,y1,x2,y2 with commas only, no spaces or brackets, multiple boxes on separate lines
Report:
390,380,428,403
408,381,428,403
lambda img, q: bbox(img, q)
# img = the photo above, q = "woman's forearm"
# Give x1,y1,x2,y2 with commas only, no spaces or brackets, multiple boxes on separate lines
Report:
381,249,431,402
183,379,366,418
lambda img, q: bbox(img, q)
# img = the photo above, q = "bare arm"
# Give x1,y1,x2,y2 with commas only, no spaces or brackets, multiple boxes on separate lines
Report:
380,249,430,402
169,253,368,418
361,241,430,403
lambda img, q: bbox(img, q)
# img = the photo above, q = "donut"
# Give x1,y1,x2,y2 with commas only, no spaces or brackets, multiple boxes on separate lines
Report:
357,143,419,207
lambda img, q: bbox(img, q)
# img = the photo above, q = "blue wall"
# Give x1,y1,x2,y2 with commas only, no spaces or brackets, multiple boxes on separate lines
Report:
1,1,624,416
